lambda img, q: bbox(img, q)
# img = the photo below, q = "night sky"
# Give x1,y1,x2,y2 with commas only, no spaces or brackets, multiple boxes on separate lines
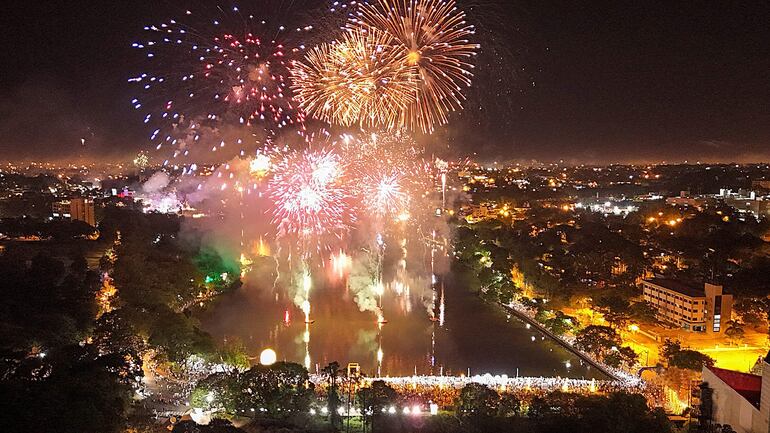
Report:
1,1,768,163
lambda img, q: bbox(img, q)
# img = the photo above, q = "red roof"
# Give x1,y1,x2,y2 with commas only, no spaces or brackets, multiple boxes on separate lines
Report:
708,366,762,409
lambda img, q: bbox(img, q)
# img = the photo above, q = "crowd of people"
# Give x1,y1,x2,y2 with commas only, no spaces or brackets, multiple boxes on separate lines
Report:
310,373,657,409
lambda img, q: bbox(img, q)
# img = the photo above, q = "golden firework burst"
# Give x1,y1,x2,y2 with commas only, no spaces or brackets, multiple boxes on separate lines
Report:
355,0,479,133
291,27,418,129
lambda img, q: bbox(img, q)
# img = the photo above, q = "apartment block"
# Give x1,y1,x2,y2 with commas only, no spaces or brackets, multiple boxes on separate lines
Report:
642,278,732,333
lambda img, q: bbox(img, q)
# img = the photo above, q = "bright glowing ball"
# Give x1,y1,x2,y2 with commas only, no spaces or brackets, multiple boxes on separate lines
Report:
259,348,277,366
406,50,421,65
249,154,272,178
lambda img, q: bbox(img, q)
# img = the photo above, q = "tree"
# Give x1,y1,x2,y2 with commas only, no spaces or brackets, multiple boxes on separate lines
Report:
194,247,241,292
526,391,580,418
322,361,342,428
172,419,245,433
628,301,659,325
594,295,632,328
190,371,243,415
661,340,714,371
603,346,639,369
148,308,215,362
239,362,314,417
357,380,398,433
0,252,100,352
733,297,770,329
574,325,622,358
497,393,521,417
527,391,671,433
576,392,672,433
0,345,133,433
191,362,314,418
543,311,579,336
725,320,745,344
92,310,145,373
660,339,682,361
526,396,552,419
456,383,499,418
217,338,250,370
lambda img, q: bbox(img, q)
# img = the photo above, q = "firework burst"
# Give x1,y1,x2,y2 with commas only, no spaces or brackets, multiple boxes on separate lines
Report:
130,5,311,164
354,0,480,133
248,143,288,180
361,169,409,217
337,130,428,219
291,27,418,129
341,130,422,168
269,146,353,250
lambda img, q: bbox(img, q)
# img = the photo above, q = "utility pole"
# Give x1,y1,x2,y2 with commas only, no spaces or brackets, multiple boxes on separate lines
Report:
346,376,351,433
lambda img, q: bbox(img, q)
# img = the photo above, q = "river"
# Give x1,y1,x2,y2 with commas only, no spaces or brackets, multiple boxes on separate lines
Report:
199,273,609,380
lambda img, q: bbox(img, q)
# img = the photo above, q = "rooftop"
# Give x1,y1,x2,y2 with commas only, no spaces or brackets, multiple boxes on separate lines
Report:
707,366,762,409
644,278,705,298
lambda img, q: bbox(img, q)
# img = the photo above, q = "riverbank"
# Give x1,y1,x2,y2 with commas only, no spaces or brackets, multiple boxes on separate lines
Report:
499,303,622,381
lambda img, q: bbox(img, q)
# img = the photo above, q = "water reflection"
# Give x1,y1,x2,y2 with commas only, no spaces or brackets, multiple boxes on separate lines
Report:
200,274,607,380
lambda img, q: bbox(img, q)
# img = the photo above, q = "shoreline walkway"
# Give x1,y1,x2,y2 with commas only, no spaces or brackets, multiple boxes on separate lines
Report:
499,303,622,381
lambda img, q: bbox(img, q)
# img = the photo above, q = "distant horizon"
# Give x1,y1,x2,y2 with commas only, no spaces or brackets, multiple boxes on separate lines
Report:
2,153,770,168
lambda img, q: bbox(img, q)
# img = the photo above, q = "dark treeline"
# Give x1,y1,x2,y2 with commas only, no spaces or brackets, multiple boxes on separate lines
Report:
0,208,239,433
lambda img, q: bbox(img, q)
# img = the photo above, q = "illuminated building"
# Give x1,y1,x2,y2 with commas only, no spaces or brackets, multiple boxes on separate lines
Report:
52,197,96,227
642,278,732,333
466,204,494,222
700,354,770,433
611,258,628,275
720,189,770,219
665,191,709,209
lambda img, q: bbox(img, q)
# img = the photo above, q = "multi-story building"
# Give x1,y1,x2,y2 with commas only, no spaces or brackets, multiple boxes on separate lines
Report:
641,278,732,333
70,197,95,226
719,189,770,219
52,197,96,227
51,200,71,220
666,191,709,209
701,354,770,433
